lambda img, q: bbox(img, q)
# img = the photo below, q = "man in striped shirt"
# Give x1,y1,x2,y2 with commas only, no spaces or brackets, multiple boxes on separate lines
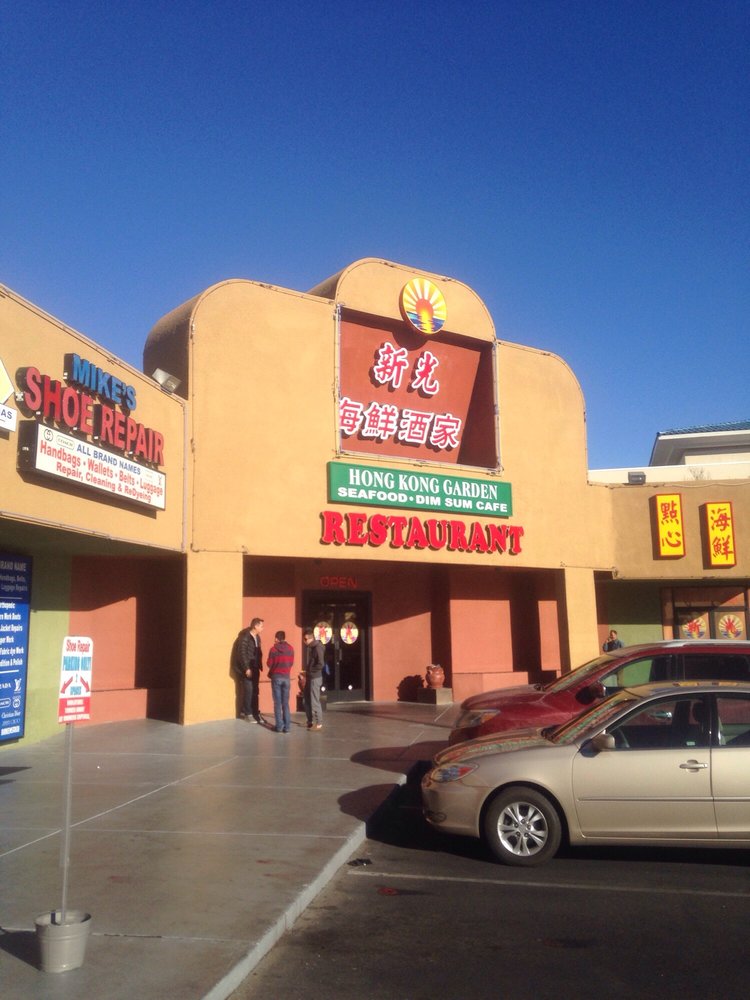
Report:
267,630,295,733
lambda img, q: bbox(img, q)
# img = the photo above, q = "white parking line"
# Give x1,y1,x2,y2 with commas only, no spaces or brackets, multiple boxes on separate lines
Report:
348,869,750,898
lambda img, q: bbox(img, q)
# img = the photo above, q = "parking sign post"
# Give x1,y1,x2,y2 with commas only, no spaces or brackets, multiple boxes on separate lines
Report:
57,637,94,923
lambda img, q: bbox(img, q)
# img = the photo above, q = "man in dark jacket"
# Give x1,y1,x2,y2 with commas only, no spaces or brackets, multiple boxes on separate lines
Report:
267,630,294,733
236,617,264,722
302,627,325,730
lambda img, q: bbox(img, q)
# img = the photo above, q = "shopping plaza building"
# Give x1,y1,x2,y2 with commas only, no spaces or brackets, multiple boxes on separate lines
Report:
1,259,748,746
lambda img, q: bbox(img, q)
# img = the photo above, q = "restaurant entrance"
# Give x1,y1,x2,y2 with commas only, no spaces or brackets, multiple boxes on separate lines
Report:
302,592,370,702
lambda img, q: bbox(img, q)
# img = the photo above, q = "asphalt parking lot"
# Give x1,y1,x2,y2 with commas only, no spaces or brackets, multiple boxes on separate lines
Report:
232,771,750,1000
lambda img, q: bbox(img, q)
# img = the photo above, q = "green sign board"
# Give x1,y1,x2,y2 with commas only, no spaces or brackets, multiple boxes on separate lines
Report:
328,462,512,518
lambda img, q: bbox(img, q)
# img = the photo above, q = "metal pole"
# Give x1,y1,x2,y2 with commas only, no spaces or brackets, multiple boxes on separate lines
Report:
59,721,74,924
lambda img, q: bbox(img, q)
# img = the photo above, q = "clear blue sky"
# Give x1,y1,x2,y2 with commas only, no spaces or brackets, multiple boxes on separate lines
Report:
3,1,747,469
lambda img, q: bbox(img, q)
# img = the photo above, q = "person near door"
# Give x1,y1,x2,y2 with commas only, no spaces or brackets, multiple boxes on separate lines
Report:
236,617,264,722
267,630,294,733
302,627,325,730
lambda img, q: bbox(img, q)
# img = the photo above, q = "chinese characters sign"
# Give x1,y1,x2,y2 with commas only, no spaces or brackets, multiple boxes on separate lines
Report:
654,493,685,558
58,636,94,723
704,502,736,567
340,342,462,450
338,316,497,468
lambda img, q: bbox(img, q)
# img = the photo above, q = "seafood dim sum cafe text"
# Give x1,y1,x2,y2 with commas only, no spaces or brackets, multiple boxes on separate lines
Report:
1,259,748,747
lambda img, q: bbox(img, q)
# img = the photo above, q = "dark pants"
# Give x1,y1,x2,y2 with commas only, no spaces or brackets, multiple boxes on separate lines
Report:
241,669,261,719
303,675,323,726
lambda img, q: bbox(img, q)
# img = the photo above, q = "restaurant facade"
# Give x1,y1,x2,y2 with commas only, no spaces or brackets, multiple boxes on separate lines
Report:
1,259,748,746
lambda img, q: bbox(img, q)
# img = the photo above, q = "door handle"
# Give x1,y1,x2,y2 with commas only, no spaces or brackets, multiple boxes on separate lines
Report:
679,760,708,770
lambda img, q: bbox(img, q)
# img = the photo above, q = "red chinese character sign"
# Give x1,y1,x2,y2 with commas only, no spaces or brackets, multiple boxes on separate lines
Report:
679,614,707,639
704,502,736,567
338,287,498,468
718,613,744,639
58,636,93,723
652,494,685,558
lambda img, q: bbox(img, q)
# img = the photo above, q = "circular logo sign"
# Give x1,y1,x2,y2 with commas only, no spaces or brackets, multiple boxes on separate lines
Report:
401,278,447,335
314,622,333,645
719,614,744,639
340,622,359,645
682,616,707,639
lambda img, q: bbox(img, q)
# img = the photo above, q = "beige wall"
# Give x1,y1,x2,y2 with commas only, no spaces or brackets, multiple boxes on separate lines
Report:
609,481,749,581
143,259,616,719
144,261,616,574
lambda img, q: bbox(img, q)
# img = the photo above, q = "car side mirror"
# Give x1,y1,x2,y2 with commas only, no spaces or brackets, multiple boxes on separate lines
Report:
587,681,607,701
590,732,616,752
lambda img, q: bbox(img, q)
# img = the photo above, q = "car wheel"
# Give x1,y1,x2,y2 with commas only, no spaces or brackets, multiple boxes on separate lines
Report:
483,787,562,867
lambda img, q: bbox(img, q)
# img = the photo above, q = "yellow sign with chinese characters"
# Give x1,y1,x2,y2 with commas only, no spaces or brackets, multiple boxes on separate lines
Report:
705,502,736,567
654,493,685,558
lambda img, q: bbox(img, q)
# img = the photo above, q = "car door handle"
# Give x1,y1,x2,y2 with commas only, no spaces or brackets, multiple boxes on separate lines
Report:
679,760,708,770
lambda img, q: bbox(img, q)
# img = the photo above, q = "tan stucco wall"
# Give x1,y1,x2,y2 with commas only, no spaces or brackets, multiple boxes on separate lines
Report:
609,480,750,581
144,260,615,575
0,285,186,552
143,259,616,719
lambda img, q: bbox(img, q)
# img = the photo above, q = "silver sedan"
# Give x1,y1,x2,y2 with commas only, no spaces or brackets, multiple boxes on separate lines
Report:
422,682,750,866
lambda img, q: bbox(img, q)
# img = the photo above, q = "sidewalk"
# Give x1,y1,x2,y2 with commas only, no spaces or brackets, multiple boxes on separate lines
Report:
0,702,452,999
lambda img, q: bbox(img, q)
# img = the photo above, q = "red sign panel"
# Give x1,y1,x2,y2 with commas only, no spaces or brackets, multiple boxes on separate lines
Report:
338,316,497,469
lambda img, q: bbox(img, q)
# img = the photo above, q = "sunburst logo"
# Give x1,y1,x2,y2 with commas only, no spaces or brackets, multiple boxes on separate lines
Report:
400,278,447,335
719,614,743,639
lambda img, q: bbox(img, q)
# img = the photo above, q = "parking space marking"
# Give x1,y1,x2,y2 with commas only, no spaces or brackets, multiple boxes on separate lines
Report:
348,869,750,898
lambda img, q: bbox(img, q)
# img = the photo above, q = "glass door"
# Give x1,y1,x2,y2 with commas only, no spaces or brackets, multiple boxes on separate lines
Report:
302,593,370,702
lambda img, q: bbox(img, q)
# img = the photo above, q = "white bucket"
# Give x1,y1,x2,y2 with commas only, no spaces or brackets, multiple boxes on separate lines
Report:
35,910,92,973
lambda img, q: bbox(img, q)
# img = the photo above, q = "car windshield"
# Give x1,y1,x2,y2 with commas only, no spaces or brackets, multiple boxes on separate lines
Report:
543,654,616,693
547,690,639,744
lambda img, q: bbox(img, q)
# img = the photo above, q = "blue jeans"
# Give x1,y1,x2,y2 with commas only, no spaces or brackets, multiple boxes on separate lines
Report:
271,675,291,732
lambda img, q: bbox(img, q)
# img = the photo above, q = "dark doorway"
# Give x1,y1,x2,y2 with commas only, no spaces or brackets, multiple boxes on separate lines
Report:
302,593,370,702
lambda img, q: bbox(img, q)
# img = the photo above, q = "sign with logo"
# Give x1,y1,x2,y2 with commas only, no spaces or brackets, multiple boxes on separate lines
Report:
18,423,166,509
314,622,333,645
328,462,511,518
0,554,31,743
58,636,94,723
338,283,498,469
14,353,168,509
400,279,447,335
718,613,744,639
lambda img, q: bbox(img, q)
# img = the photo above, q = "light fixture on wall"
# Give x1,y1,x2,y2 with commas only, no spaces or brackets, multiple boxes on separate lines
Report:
627,471,647,485
151,368,181,394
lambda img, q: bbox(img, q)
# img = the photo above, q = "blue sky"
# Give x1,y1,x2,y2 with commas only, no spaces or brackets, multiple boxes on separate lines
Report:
2,1,748,469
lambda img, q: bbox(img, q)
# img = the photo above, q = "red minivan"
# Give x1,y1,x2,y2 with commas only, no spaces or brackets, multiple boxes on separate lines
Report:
448,640,750,745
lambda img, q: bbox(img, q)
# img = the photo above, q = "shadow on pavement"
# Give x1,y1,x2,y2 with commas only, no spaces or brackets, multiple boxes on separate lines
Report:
0,928,38,969
350,741,447,775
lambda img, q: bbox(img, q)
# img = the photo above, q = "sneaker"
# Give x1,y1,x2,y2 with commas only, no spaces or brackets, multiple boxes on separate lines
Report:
306,722,313,730
246,716,259,724
314,723,323,730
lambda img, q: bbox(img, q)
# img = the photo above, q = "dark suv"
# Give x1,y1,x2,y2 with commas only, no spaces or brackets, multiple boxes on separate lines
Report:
448,640,750,745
